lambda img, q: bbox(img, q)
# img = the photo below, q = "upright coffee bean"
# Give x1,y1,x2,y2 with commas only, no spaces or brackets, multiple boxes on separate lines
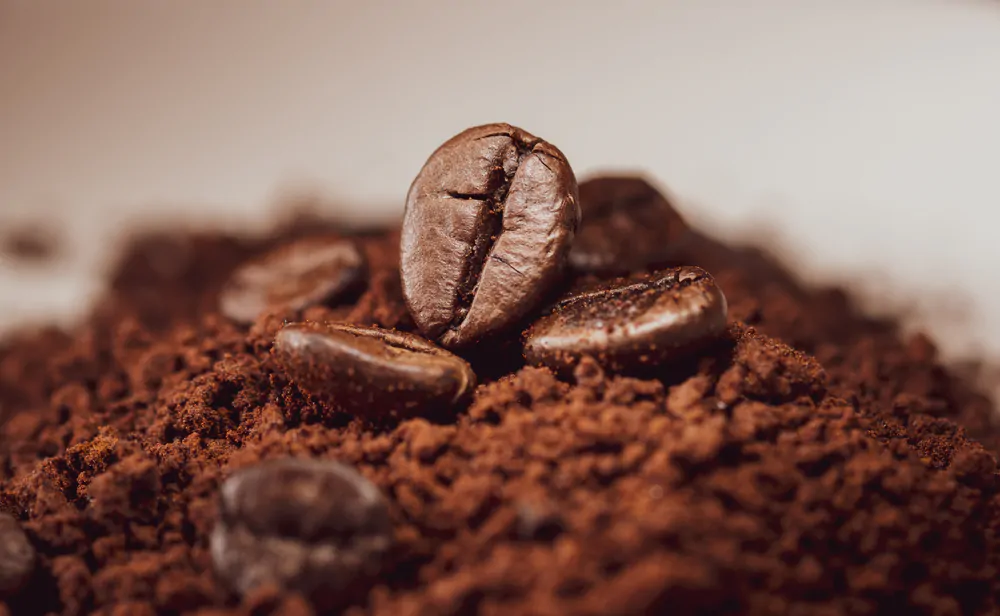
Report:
211,458,391,611
401,123,580,348
273,322,476,418
220,236,366,324
0,513,35,597
569,176,689,275
524,266,727,375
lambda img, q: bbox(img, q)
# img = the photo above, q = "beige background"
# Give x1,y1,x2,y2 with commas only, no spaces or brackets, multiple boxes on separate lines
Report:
2,1,1000,369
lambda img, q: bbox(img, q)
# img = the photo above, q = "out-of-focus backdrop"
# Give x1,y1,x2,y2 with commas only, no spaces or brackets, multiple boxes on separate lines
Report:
2,1,1000,367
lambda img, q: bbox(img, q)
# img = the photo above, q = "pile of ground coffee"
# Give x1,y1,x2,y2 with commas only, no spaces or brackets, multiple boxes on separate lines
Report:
1,183,999,613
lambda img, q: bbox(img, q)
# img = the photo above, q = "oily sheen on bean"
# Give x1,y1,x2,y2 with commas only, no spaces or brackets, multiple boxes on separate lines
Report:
400,123,580,348
219,236,367,324
569,175,690,274
524,266,728,374
273,322,476,418
0,514,35,598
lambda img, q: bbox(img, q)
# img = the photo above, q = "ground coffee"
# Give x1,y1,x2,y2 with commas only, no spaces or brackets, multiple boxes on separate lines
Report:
0,203,998,615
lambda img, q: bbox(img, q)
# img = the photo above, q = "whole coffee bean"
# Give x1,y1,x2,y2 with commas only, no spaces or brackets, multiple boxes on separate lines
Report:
569,176,690,275
211,458,392,611
401,123,580,348
220,236,366,324
523,266,727,374
0,513,35,597
273,322,476,418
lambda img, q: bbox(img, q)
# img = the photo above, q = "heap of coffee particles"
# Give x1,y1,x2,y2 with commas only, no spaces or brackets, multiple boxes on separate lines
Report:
1,123,999,616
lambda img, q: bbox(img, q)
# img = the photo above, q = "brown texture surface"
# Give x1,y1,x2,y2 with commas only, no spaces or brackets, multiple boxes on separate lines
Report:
569,176,689,275
211,458,392,612
0,213,998,615
272,322,476,420
523,266,728,375
401,123,580,348
218,236,367,325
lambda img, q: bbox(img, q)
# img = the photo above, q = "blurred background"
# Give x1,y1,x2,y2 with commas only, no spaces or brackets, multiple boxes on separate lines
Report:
2,1,1000,372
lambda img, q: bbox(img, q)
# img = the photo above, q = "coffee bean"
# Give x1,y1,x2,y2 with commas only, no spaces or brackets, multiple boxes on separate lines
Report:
211,458,392,611
220,236,366,324
569,176,690,275
401,123,580,348
273,322,476,418
523,266,728,374
0,513,35,597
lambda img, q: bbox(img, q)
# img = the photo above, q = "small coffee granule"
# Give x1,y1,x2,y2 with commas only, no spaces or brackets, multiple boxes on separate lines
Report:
0,216,997,615
0,225,60,264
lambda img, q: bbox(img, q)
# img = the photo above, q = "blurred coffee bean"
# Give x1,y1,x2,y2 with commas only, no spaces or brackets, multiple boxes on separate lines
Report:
523,266,727,374
220,236,366,324
273,322,476,418
0,513,35,597
569,176,689,275
401,123,580,348
211,458,391,611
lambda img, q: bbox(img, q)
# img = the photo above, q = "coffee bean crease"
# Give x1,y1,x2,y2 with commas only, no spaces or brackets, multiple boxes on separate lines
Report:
401,123,579,348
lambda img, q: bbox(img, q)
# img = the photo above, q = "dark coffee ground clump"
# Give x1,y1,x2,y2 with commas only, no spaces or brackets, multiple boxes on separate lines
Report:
1,214,998,616
1,225,60,264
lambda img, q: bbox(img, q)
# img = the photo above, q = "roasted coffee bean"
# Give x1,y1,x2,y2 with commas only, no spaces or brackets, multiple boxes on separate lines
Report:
220,236,366,324
0,513,35,597
569,175,690,275
273,322,476,418
523,266,727,374
211,458,392,611
401,123,580,348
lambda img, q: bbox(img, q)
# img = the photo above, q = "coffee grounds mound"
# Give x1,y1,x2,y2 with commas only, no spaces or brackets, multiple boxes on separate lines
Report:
1,214,998,616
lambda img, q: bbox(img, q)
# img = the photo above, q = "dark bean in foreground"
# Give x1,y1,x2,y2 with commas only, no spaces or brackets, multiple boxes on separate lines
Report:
0,513,35,597
401,123,580,348
569,176,690,275
211,458,392,611
273,322,477,418
220,236,366,324
523,266,728,374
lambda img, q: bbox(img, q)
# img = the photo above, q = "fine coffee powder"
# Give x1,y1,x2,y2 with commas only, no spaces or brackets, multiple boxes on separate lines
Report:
1,211,999,615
